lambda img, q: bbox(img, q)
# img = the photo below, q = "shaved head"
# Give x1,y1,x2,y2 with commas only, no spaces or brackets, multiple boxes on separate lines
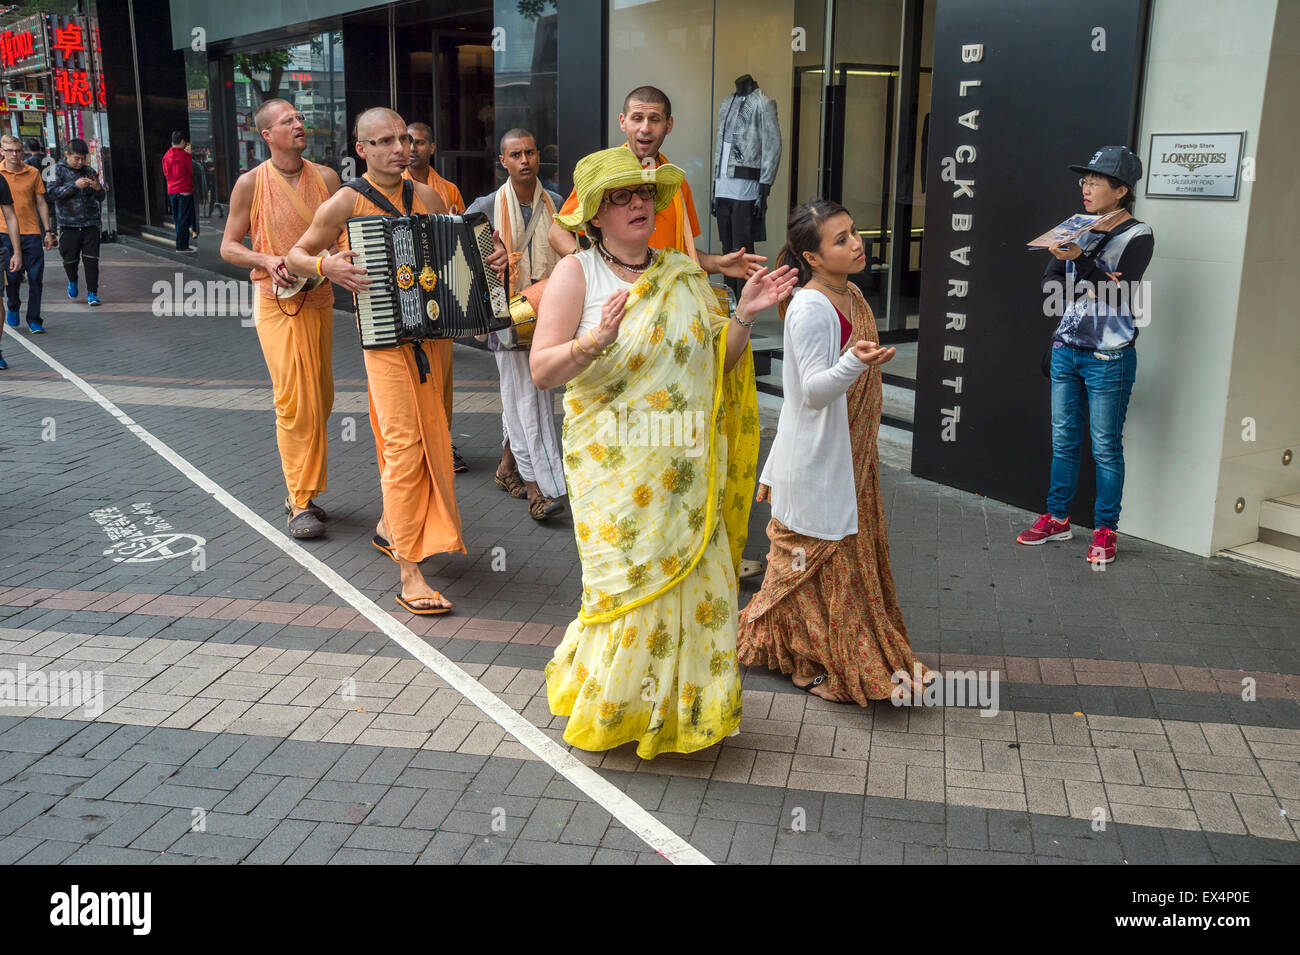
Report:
408,122,433,140
255,98,295,132
354,107,405,141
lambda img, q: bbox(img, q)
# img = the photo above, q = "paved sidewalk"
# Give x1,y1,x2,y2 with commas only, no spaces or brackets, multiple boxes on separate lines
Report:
0,241,1298,864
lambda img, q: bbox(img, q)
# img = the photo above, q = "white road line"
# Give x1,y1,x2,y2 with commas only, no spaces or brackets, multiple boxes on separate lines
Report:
11,332,711,866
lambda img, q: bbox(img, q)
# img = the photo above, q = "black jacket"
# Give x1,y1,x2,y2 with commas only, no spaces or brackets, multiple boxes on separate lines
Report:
47,160,105,228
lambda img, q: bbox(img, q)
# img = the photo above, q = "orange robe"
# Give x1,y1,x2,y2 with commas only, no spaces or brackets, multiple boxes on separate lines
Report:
558,145,702,256
341,175,465,561
403,165,463,427
249,161,336,509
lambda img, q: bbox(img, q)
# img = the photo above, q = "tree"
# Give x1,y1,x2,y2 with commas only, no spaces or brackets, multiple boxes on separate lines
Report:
233,50,293,105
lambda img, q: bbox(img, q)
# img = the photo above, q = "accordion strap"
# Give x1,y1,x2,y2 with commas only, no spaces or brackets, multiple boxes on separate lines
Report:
344,177,414,218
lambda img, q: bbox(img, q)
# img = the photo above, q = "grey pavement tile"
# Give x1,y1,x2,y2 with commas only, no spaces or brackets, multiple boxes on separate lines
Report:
0,834,43,864
505,838,595,865
343,825,434,854
0,792,61,835
460,834,514,864
403,787,460,831
860,837,905,864
903,843,948,864
944,805,989,850
415,829,475,864
363,786,423,827
18,840,88,864
244,819,318,864
328,847,420,864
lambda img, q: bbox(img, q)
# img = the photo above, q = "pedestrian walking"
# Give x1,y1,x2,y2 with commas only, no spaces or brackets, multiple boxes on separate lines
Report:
1,134,56,333
738,199,932,705
48,138,106,307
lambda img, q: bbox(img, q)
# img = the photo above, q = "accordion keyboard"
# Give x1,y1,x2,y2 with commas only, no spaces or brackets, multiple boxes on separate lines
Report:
347,218,399,348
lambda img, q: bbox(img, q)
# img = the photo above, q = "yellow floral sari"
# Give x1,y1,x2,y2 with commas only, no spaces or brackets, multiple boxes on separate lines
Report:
546,249,760,758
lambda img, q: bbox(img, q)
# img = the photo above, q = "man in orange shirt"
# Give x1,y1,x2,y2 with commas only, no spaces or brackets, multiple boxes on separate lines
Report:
547,86,762,283
1,134,55,334
404,121,466,471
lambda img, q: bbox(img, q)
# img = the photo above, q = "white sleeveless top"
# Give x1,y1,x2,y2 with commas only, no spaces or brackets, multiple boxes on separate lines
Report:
575,246,633,337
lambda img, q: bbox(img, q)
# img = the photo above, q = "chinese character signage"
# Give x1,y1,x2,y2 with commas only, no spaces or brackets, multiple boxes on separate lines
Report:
47,14,106,109
1145,132,1245,200
0,16,47,75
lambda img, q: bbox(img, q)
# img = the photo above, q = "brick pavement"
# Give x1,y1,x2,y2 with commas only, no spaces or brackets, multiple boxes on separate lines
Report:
1,242,1298,864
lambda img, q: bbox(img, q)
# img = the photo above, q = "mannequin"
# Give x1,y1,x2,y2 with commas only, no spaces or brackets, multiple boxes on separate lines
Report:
713,74,782,299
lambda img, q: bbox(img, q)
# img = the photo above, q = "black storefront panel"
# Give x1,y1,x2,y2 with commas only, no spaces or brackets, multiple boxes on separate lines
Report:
911,0,1150,524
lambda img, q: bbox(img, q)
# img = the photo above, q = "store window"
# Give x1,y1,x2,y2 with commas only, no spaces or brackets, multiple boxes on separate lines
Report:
608,0,933,356
231,32,346,175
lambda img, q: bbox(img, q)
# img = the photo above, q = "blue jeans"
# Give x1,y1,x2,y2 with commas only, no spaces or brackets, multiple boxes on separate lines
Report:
1046,343,1137,530
2,234,45,324
170,193,194,250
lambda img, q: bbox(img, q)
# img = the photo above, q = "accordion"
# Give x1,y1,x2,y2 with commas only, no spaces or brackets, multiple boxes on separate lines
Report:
346,212,511,348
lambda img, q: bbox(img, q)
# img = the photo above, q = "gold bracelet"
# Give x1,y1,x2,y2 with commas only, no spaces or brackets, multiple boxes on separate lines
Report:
570,339,592,365
573,336,599,361
584,330,608,356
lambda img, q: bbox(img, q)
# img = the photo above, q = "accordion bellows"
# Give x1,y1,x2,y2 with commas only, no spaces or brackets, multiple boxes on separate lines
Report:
346,212,511,347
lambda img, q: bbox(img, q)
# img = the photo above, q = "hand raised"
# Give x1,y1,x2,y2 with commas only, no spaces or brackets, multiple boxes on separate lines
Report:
738,264,799,315
591,288,628,350
850,340,895,366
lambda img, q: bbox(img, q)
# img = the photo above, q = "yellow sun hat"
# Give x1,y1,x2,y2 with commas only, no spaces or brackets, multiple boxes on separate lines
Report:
552,146,685,232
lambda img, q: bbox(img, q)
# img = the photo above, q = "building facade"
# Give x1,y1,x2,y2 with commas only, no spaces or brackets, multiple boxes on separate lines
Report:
147,0,1297,567
0,4,116,234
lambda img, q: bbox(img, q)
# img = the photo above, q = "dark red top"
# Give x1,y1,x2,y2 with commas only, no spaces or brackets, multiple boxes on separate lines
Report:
834,306,852,349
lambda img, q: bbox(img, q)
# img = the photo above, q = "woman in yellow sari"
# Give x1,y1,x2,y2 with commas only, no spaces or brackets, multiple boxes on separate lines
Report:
532,147,796,758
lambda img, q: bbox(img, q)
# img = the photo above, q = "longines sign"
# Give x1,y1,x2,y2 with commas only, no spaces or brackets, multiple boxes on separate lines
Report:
1145,132,1245,200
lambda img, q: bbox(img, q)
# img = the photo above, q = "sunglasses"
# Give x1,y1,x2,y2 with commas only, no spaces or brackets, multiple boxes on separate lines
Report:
602,184,657,206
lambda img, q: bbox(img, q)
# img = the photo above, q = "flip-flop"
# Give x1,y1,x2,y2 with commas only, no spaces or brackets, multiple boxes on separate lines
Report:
395,593,451,615
794,674,854,705
371,534,397,562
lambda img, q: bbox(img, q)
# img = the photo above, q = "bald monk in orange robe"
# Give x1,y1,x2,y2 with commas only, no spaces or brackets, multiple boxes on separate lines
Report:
221,98,342,539
403,121,465,471
288,107,469,614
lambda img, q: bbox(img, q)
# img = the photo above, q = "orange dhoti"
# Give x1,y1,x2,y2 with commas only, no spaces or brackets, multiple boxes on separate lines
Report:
254,296,334,509
436,338,454,427
365,341,466,562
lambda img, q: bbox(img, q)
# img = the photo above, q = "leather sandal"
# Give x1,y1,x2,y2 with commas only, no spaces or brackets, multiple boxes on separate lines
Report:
285,498,327,521
528,494,564,520
287,510,326,539
494,469,528,499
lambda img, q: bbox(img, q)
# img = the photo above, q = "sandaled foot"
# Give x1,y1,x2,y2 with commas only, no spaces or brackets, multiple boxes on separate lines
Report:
794,674,853,704
528,494,564,520
285,497,327,521
395,591,452,615
452,445,468,473
371,534,397,561
287,509,325,539
495,468,528,499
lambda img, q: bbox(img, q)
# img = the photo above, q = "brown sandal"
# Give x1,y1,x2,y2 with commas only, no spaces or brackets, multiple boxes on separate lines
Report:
529,494,564,520
494,469,527,499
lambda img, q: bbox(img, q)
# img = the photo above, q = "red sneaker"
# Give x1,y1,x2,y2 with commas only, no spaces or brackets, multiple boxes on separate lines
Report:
1017,513,1072,545
1087,528,1117,564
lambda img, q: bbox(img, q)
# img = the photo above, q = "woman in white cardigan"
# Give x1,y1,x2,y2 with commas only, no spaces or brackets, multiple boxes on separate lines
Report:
738,200,931,704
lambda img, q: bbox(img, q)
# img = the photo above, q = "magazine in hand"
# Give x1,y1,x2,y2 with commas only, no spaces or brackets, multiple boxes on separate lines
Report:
1026,210,1123,249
